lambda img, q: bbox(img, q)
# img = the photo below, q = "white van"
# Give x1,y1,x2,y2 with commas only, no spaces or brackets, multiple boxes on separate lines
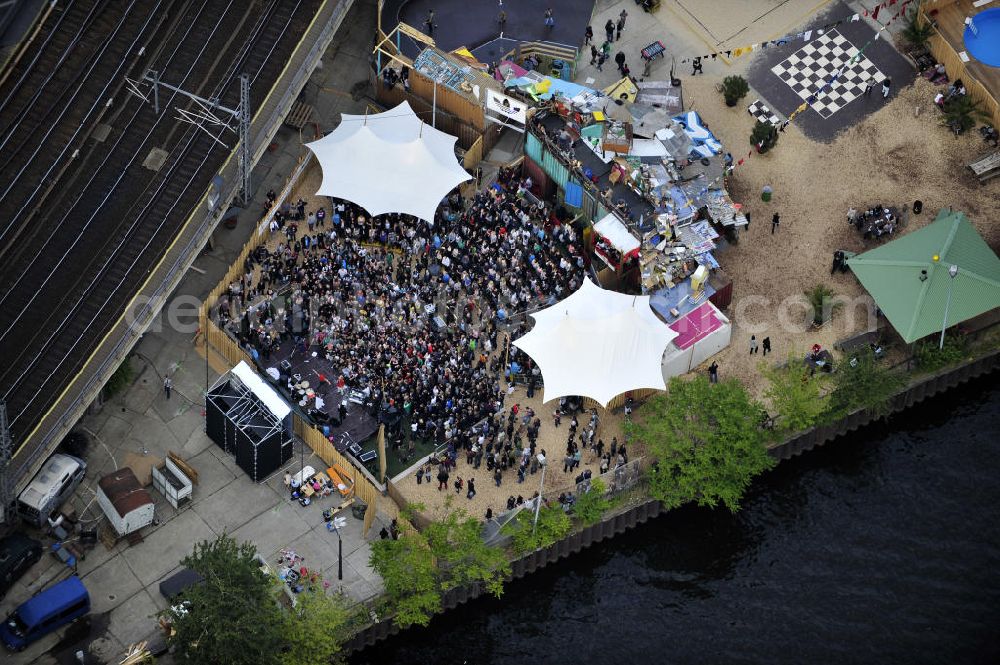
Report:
17,454,87,527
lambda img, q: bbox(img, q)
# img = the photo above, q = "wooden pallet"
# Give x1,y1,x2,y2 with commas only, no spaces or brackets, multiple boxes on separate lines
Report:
285,101,316,130
169,451,198,485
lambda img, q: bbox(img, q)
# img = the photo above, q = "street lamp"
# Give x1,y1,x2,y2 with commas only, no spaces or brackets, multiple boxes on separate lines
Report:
532,453,547,534
940,264,959,349
328,516,347,580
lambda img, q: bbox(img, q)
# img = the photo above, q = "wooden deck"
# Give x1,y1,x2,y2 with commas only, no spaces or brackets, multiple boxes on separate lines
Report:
929,0,1000,102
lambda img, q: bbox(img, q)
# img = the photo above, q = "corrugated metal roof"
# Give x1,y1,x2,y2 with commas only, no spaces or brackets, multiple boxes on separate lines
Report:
98,468,153,518
847,210,1000,343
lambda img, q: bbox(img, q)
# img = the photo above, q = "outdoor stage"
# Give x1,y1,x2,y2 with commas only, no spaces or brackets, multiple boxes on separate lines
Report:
262,338,382,448
381,0,595,59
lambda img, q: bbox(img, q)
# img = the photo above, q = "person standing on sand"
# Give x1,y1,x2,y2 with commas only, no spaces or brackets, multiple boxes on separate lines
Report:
772,212,780,234
750,335,759,355
763,336,772,356
709,362,719,384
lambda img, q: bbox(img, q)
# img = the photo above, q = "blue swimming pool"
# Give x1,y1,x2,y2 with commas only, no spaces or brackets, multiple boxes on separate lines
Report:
964,8,1000,67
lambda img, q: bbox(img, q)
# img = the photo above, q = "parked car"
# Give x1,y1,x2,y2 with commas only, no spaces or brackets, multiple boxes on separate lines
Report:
0,534,43,599
0,576,90,651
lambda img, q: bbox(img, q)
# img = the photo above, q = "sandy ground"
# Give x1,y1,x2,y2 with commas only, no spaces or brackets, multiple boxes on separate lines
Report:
678,74,999,399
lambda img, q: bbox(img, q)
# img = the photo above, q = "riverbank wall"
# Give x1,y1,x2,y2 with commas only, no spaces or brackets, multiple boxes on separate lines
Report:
345,349,1000,654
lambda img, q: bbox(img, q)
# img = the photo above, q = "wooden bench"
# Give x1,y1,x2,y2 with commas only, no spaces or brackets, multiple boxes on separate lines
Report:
325,464,354,497
968,150,1000,184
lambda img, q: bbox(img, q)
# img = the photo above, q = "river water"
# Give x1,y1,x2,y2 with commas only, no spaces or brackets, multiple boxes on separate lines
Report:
353,374,1000,665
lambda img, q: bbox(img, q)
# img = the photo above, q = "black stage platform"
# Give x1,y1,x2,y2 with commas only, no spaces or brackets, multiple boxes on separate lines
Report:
383,0,595,59
262,338,381,446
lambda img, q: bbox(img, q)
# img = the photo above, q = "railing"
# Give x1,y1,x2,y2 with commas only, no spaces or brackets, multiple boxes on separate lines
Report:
503,40,580,79
12,0,353,492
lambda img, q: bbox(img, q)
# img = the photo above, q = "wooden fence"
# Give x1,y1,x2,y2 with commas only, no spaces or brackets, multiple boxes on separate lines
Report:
920,1,1000,130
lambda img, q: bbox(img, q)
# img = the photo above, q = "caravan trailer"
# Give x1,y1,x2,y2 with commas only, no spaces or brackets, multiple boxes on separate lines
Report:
16,454,87,527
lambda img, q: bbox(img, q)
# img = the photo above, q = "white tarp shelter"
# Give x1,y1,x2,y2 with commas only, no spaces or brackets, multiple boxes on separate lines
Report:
306,101,472,222
514,280,677,406
593,214,641,255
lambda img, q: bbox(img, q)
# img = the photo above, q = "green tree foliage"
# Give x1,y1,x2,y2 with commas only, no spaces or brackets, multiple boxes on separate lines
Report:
825,349,906,419
504,504,572,554
900,9,934,48
805,284,839,326
103,357,134,397
717,75,749,106
369,533,440,628
629,376,774,512
572,478,611,525
162,536,286,665
762,360,829,434
750,120,779,153
281,585,353,665
915,335,969,372
424,510,511,598
941,94,990,134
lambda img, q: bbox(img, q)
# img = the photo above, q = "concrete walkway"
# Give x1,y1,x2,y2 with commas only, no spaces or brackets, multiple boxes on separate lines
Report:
0,2,386,664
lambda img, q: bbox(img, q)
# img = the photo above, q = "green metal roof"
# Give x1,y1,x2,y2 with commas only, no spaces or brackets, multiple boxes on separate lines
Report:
846,210,1000,343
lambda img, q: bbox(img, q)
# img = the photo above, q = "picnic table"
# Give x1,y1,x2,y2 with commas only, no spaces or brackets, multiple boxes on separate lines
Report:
968,150,1000,183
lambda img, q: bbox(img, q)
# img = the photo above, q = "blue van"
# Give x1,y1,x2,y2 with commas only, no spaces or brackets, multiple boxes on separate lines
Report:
0,576,90,651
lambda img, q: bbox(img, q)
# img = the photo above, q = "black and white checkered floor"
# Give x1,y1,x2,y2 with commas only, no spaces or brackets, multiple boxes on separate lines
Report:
770,28,885,119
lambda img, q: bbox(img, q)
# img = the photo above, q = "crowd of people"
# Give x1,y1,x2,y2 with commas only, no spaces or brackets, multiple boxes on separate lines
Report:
218,166,589,449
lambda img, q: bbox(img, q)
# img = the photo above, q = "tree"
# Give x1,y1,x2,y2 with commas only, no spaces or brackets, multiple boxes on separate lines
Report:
717,75,749,106
572,478,611,525
424,510,510,598
162,535,286,665
282,585,353,665
750,120,779,153
825,349,906,419
504,505,572,554
805,284,839,326
900,9,934,49
369,533,440,628
762,360,829,434
629,376,774,512
941,94,989,135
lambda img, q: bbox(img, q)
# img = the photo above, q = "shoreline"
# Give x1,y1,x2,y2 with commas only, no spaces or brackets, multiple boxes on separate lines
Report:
345,348,1000,655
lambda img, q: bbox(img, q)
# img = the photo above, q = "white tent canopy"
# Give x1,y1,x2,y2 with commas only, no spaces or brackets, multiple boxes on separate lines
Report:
514,280,678,406
306,101,471,222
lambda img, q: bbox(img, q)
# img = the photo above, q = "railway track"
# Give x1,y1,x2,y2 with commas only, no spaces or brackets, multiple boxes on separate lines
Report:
0,0,322,449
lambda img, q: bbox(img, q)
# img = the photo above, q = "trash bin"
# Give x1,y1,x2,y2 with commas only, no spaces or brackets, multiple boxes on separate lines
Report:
761,185,773,202
351,502,367,520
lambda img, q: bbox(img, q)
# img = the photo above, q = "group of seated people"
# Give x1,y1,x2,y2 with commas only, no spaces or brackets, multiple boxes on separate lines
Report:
933,79,967,108
847,205,898,240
